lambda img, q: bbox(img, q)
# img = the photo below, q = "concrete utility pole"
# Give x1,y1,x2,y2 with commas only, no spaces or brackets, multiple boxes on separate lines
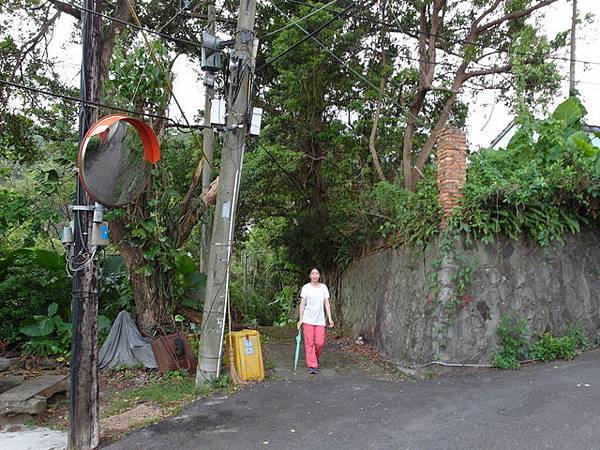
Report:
196,0,258,384
68,0,101,448
569,0,578,96
200,4,216,288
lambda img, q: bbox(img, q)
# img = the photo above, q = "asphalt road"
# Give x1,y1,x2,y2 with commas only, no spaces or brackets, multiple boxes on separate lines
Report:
104,350,600,450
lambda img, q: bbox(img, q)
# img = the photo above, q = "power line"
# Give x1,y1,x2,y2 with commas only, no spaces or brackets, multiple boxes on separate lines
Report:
256,1,358,71
0,78,208,128
265,1,411,111
123,0,207,151
258,0,340,39
262,1,459,69
54,1,202,48
288,0,600,68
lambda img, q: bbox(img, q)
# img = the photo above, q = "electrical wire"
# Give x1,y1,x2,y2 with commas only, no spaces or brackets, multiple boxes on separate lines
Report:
54,1,203,48
256,1,358,71
123,0,207,155
286,0,600,68
0,78,210,128
268,1,410,111
258,0,340,39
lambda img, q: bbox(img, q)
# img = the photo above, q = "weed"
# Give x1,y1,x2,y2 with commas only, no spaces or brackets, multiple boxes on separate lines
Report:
531,333,577,361
565,325,591,350
164,369,190,381
491,316,530,369
264,358,275,370
103,375,203,418
210,373,230,389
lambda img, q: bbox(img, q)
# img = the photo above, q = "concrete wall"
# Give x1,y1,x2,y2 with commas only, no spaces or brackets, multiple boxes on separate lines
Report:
339,232,600,366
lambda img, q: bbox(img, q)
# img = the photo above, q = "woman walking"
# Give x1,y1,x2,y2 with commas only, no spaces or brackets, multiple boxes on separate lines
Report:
297,268,334,374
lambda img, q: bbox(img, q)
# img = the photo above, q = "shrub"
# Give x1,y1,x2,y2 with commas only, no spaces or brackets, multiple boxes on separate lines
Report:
0,249,71,346
491,316,530,369
531,333,577,361
455,97,600,246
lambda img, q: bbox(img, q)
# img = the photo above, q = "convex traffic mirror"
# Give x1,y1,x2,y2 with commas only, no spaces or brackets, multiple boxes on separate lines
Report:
78,115,160,207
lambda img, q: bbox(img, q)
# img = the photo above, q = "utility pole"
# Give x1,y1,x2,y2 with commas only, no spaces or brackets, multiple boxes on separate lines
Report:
200,4,216,291
68,0,101,448
569,0,578,96
196,0,257,384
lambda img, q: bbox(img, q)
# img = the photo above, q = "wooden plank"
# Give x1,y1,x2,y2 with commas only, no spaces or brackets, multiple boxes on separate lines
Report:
0,375,68,402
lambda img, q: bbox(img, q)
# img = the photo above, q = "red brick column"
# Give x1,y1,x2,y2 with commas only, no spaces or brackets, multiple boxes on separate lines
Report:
437,127,467,228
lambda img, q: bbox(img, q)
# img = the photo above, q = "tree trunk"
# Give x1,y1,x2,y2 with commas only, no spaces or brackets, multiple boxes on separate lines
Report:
128,264,173,335
111,218,172,334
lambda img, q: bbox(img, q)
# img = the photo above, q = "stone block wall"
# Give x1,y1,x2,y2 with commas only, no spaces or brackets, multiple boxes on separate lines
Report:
339,232,600,366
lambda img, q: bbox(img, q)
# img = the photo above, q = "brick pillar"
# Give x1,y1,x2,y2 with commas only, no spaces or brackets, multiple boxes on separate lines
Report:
437,127,467,228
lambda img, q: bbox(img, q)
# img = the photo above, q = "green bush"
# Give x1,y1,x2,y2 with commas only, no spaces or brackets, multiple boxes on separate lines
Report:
365,98,600,249
531,327,590,362
492,317,592,368
368,166,441,247
455,97,600,246
531,333,577,361
565,325,591,350
491,316,530,369
0,249,71,346
20,302,72,356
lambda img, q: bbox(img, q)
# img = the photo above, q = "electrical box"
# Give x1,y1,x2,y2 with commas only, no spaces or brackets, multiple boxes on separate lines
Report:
225,329,264,382
211,99,226,125
250,107,263,136
91,221,109,247
61,224,74,245
201,31,222,72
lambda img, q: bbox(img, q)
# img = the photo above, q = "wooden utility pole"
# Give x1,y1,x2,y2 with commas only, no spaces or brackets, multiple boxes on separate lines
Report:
200,4,216,286
196,0,257,384
569,0,578,96
68,0,101,448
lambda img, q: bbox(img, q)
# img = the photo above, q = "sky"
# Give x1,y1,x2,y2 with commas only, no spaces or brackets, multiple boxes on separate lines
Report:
47,0,600,150
466,0,600,148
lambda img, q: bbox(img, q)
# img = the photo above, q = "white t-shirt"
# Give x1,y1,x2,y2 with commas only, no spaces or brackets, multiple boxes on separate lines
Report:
300,283,330,326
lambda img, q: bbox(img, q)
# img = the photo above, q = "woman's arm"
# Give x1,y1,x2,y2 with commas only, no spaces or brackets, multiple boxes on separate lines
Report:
325,298,334,328
297,298,305,329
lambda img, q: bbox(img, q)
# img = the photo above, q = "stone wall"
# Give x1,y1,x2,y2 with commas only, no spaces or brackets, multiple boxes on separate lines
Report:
339,232,600,366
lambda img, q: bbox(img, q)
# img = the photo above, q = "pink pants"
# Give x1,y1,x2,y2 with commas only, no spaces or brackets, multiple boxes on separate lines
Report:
303,323,325,368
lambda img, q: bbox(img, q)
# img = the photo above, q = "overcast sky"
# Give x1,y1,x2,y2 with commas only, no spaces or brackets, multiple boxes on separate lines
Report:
467,0,600,148
49,0,600,150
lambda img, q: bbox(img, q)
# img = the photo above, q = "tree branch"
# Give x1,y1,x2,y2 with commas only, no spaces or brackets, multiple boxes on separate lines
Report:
11,8,61,81
478,0,558,34
50,0,81,20
180,159,205,216
410,59,469,189
100,0,133,88
463,64,512,80
369,76,387,182
175,178,219,248
473,0,503,29
403,1,447,189
369,0,388,182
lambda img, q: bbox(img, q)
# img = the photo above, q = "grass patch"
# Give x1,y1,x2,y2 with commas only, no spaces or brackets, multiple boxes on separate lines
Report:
103,374,210,418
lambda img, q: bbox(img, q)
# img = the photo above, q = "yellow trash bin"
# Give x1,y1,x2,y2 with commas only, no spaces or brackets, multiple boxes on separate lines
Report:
225,329,265,381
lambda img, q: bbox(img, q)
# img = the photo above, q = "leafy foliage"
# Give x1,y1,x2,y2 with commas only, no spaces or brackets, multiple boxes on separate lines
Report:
531,327,590,362
455,97,600,246
366,167,441,247
20,302,72,356
491,316,530,369
0,249,71,346
492,317,591,369
530,333,577,362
